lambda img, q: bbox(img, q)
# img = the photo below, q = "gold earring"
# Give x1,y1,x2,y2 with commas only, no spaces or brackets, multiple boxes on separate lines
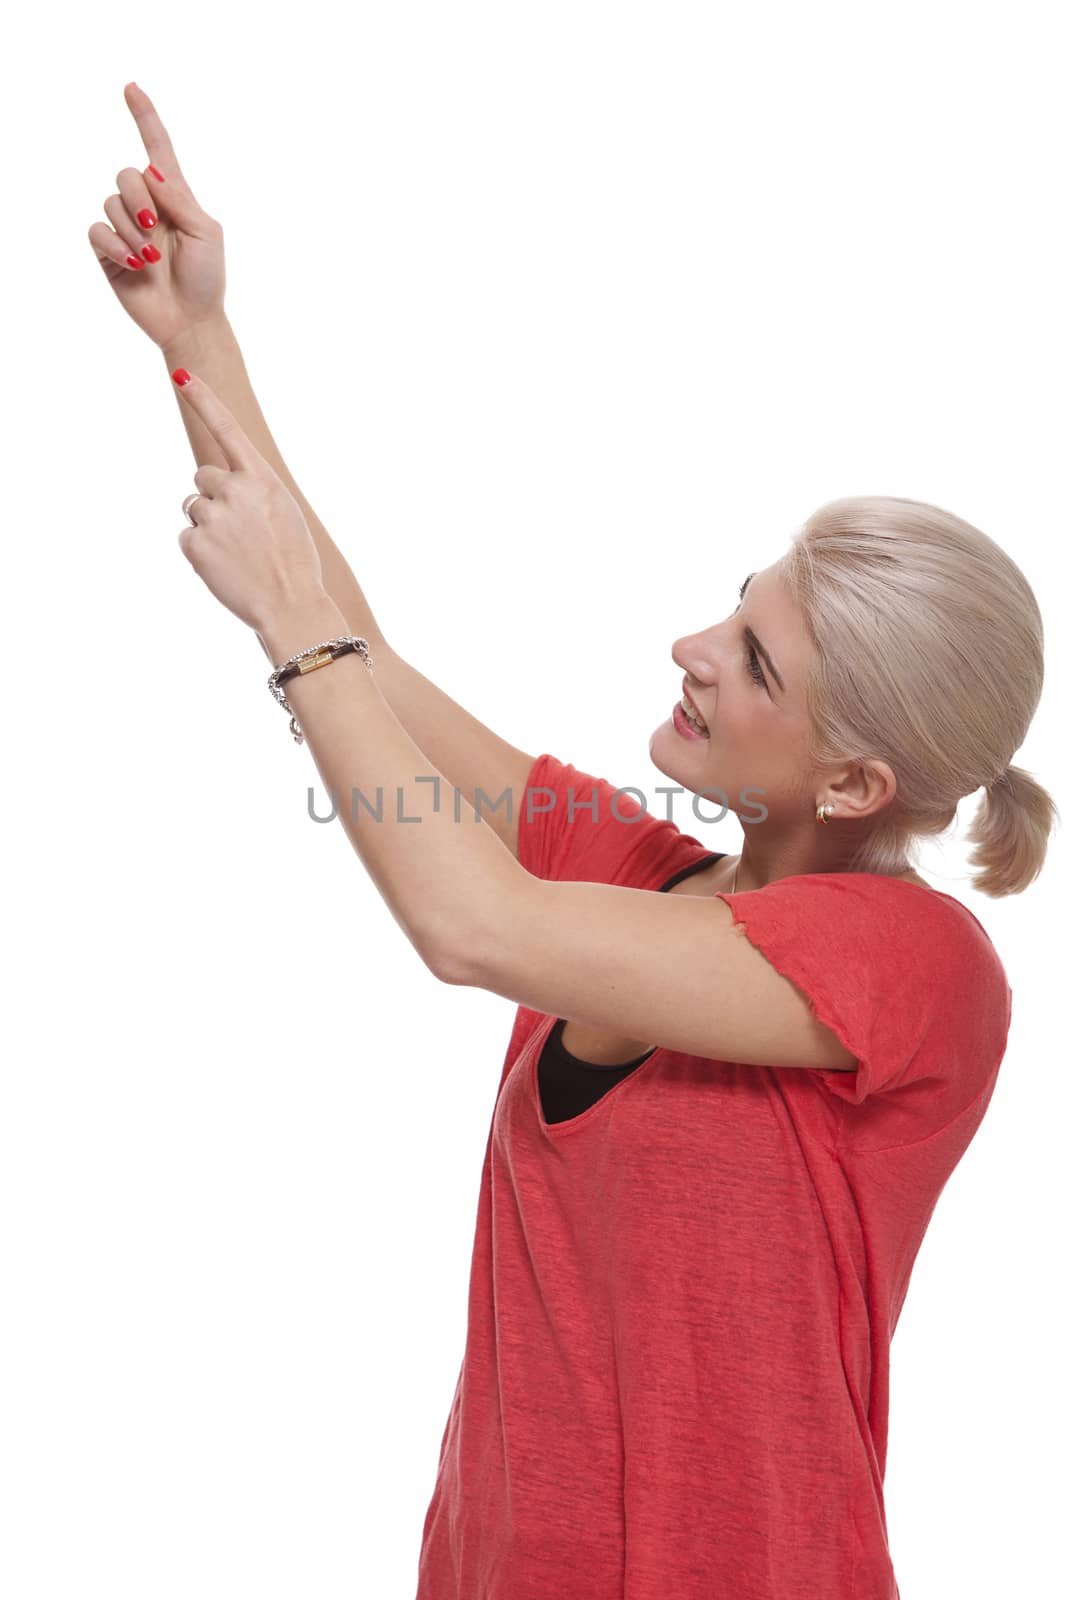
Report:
815,801,835,825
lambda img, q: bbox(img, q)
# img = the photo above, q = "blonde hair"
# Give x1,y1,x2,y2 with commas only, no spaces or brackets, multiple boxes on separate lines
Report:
778,494,1058,897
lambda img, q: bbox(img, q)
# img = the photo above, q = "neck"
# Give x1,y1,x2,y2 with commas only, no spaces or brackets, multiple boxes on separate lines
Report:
732,813,850,891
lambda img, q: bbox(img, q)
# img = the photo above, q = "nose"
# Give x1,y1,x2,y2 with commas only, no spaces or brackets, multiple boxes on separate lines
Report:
672,633,717,687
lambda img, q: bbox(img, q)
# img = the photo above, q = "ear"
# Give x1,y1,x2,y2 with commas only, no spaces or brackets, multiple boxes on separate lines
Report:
826,758,898,823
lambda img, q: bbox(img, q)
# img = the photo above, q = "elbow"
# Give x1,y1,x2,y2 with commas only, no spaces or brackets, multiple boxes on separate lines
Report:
421,867,532,989
418,916,483,987
423,939,479,987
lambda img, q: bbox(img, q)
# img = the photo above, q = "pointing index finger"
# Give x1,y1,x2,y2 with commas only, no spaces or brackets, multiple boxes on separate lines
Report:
171,369,256,471
123,81,185,185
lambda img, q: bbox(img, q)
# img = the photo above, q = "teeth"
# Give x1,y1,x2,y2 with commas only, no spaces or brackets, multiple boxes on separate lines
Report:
681,693,708,730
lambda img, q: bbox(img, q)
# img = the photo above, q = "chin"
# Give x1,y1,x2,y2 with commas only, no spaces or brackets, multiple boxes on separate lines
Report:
648,717,704,777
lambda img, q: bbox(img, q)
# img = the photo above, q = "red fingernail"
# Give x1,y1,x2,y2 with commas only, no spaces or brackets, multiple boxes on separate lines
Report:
171,368,192,386
126,254,145,270
141,243,162,263
137,208,157,229
147,165,165,182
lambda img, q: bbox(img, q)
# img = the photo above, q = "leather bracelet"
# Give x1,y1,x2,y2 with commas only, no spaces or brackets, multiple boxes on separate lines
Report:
267,634,373,744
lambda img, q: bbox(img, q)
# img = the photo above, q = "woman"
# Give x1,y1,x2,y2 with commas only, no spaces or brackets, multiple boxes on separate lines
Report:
91,84,1056,1600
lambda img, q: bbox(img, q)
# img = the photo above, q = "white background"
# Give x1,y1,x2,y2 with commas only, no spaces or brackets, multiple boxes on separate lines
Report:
2,2,1063,1595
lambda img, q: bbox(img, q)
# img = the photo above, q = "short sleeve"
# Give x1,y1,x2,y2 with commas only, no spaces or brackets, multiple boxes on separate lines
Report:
518,752,716,890
713,873,1012,1119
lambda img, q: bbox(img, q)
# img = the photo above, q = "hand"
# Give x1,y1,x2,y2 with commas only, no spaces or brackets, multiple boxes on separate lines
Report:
172,370,327,633
88,82,227,351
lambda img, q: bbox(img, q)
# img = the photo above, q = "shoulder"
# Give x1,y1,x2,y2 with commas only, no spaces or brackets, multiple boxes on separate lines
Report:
718,870,1005,990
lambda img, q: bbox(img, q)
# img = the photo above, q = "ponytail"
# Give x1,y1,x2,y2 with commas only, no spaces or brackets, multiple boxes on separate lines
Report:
964,764,1060,898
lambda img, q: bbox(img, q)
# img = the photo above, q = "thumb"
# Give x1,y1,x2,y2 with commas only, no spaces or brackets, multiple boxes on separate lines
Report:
143,162,220,240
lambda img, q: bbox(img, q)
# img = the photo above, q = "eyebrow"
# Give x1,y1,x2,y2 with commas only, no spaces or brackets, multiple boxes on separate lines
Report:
738,572,786,693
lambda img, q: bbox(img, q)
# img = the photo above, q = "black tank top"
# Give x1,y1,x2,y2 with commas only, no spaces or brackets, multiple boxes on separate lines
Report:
537,852,726,1124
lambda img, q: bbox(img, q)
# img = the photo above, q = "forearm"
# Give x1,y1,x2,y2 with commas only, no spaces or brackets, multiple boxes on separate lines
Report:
258,591,525,975
161,315,388,655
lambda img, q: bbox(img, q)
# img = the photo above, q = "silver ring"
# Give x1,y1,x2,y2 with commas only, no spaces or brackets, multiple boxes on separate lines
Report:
182,492,204,525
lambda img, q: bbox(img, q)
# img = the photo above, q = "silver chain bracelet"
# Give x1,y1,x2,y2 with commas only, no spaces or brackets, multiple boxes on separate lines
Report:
267,634,373,743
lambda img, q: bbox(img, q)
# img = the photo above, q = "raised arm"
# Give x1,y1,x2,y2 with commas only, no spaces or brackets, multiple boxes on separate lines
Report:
160,313,384,649
90,82,538,857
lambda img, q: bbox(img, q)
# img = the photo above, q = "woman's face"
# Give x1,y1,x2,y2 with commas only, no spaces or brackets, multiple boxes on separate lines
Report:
650,562,818,823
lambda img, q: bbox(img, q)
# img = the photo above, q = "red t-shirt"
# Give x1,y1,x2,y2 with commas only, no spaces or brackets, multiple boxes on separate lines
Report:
416,753,1013,1600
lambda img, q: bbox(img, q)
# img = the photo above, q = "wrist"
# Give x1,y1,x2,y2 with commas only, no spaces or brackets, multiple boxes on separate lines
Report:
259,591,353,666
161,311,233,366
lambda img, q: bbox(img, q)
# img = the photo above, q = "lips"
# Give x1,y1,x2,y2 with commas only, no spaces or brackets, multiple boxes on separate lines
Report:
673,701,710,739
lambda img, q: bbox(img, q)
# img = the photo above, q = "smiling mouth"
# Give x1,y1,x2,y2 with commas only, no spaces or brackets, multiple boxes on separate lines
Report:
674,700,710,738
679,692,709,733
